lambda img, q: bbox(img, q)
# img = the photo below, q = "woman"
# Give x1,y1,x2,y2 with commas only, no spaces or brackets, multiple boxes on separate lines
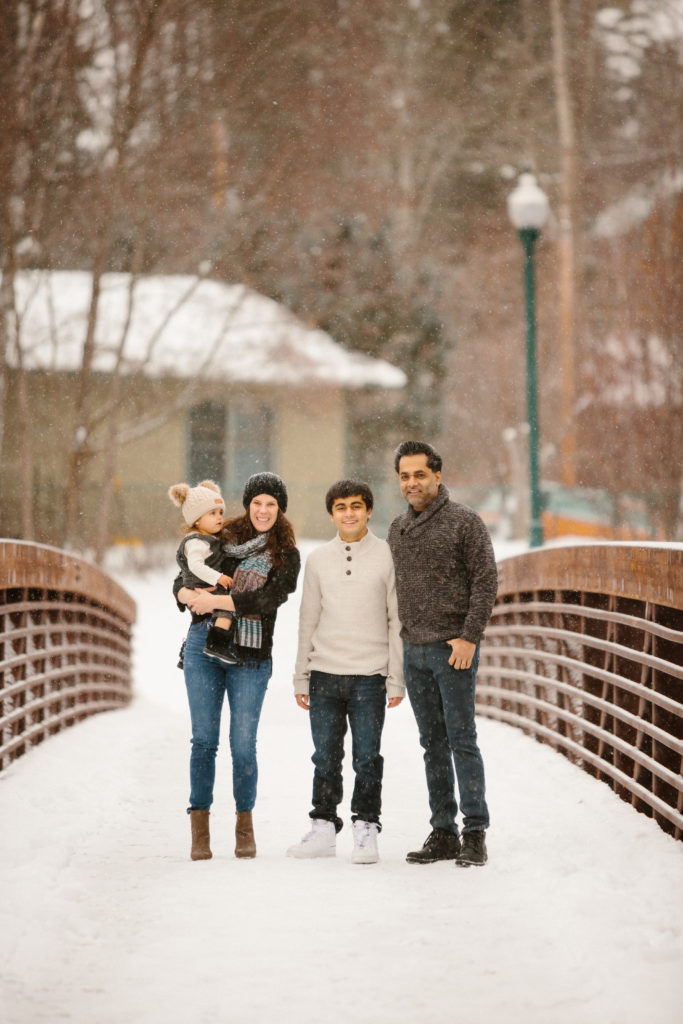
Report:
174,472,300,861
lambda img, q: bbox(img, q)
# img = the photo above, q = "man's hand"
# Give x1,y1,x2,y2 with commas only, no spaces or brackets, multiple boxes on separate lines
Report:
295,693,310,710
447,638,476,670
387,696,404,709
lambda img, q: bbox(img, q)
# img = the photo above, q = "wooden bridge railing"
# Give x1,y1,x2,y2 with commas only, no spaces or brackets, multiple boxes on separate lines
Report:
0,540,136,771
478,544,683,840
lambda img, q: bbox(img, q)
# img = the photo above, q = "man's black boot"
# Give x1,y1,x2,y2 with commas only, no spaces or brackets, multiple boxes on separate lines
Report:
456,830,488,867
406,828,461,864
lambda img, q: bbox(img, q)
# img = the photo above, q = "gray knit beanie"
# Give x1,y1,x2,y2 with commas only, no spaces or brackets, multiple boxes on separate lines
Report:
242,472,288,513
168,479,225,526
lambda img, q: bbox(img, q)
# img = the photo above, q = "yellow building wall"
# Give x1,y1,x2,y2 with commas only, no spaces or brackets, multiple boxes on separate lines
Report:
125,384,348,541
1,374,350,547
113,383,347,543
277,387,346,540
113,396,187,544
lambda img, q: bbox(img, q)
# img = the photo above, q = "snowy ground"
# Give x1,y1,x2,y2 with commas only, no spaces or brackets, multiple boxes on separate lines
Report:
1,541,682,1024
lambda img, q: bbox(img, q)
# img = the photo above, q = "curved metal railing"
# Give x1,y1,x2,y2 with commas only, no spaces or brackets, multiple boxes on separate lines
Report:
478,544,683,840
0,540,136,770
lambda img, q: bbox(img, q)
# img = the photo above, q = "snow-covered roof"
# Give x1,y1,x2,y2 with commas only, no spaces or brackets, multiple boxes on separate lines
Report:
7,270,406,390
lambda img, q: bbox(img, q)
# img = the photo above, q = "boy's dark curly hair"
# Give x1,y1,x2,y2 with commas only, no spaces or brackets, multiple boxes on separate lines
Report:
324,479,374,514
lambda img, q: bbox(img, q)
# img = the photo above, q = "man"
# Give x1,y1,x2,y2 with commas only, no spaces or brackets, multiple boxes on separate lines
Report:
287,479,404,864
388,441,498,867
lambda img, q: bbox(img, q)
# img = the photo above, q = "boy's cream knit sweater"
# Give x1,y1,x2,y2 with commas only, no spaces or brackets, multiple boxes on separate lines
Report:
292,531,405,699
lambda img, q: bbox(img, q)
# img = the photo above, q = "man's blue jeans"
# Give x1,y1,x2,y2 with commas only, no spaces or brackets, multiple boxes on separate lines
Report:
309,671,387,832
404,641,489,835
183,620,271,813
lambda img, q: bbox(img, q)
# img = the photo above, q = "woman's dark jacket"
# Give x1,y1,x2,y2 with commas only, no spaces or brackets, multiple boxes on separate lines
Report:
174,547,301,661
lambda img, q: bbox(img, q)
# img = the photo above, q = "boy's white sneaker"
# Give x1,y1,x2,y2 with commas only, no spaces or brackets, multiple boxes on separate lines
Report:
351,820,379,864
286,819,336,858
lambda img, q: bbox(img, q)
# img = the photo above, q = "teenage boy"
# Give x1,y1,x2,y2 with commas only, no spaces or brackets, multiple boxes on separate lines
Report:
388,441,498,867
287,479,404,864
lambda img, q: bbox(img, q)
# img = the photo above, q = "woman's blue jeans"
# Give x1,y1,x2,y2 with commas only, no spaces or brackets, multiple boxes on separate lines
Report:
183,620,271,813
404,641,489,835
309,671,387,832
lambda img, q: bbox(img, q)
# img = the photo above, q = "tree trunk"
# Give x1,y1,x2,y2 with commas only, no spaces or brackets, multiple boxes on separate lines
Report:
0,274,10,523
63,247,106,549
16,361,35,541
549,0,579,488
1,264,35,540
94,424,119,565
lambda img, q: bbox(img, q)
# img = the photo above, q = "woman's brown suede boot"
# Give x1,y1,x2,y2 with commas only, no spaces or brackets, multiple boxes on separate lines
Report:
235,811,256,858
190,809,212,860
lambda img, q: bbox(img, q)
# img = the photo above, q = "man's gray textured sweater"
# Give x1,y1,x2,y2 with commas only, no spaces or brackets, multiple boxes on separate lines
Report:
387,484,498,645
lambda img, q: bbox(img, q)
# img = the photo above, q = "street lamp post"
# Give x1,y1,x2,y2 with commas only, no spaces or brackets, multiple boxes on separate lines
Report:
507,171,550,548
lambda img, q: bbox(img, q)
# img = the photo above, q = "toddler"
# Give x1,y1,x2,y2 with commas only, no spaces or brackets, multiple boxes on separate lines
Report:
168,479,238,664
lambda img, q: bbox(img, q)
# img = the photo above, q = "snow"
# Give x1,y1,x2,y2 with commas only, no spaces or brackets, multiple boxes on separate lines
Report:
7,270,406,390
1,541,682,1024
577,327,681,410
593,170,683,239
597,1,683,80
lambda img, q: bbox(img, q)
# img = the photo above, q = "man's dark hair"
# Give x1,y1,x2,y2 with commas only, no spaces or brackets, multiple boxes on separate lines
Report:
325,479,374,514
393,441,443,474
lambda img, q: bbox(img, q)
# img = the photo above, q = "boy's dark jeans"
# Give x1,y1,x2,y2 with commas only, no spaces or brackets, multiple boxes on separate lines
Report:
308,671,387,832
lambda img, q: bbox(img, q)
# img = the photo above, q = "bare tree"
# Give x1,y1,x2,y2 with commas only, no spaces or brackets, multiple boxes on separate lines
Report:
62,0,169,547
0,0,95,538
3,0,680,547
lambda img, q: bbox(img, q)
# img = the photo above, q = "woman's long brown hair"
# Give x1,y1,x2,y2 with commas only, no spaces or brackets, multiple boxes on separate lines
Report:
221,509,296,568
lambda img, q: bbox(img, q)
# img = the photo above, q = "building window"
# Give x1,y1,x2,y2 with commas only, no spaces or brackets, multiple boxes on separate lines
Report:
228,403,274,484
187,399,274,490
188,402,226,483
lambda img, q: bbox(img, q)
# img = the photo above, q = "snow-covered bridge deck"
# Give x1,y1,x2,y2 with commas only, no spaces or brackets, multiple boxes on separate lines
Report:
1,563,681,1024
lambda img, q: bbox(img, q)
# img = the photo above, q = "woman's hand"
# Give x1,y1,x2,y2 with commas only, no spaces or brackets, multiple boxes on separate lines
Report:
186,588,218,615
186,588,235,616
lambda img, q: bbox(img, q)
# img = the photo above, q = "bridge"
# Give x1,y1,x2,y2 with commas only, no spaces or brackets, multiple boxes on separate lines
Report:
1,540,681,1023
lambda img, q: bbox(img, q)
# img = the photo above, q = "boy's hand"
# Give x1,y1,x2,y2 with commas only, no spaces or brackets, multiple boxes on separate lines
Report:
217,574,233,588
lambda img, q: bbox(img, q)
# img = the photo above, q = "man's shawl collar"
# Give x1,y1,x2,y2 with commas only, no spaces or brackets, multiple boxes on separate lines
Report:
403,483,450,532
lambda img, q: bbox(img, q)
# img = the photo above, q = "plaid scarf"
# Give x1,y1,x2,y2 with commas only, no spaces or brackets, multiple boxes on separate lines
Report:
230,547,273,649
222,532,268,560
